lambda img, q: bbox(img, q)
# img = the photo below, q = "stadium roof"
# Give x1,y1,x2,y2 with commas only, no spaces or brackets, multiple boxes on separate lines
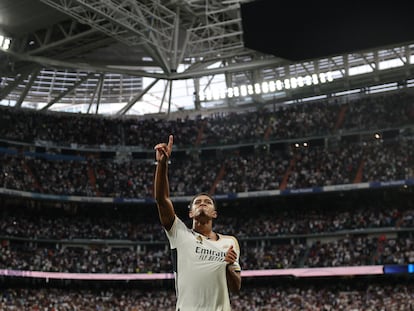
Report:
1,0,414,116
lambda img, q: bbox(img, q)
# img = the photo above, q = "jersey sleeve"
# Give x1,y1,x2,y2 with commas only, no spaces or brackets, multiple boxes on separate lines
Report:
164,215,189,249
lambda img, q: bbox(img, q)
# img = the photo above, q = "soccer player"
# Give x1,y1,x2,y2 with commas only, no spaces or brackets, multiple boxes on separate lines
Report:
154,134,241,311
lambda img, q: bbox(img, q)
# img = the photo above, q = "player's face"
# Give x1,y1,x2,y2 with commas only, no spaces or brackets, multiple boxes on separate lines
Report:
189,194,217,219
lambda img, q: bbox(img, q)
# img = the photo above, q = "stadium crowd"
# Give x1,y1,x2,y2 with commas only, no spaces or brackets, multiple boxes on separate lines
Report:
1,90,413,199
1,194,413,272
0,91,413,148
1,227,413,273
1,90,414,309
1,198,413,240
1,137,413,198
1,281,413,310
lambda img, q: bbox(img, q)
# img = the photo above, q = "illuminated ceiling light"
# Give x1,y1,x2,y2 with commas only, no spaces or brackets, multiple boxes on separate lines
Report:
3,38,11,50
247,84,254,95
227,87,234,98
319,72,326,83
294,143,300,148
303,142,308,147
378,59,403,70
350,64,374,75
297,76,304,87
240,85,248,96
261,81,269,93
276,80,283,90
374,133,381,139
220,89,226,99
254,83,261,94
212,89,220,100
284,78,291,89
326,71,334,82
290,77,297,89
205,90,212,100
233,86,240,97
305,75,312,86
268,80,276,92
0,35,11,50
312,74,319,85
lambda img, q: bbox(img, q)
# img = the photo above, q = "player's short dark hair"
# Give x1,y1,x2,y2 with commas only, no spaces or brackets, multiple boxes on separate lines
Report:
188,192,217,211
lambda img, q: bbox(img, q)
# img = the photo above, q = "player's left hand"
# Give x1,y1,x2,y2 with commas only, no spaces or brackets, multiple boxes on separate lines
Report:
225,245,237,265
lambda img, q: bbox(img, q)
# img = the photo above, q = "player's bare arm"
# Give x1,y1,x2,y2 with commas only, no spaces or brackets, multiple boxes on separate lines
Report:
154,135,175,230
225,244,242,293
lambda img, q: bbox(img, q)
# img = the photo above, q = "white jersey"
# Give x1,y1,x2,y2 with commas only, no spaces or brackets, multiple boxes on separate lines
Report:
165,216,241,311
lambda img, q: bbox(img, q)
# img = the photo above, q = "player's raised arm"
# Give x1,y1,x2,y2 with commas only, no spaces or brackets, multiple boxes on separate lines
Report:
154,135,175,230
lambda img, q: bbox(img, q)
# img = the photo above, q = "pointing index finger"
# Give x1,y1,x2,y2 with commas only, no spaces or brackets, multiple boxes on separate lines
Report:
168,135,174,149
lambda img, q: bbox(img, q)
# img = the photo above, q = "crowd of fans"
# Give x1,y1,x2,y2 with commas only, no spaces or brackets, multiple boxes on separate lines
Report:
1,243,171,274
0,287,175,311
0,91,413,149
1,281,413,310
0,90,413,198
1,228,412,273
1,193,413,272
2,196,413,240
1,90,414,308
1,137,413,198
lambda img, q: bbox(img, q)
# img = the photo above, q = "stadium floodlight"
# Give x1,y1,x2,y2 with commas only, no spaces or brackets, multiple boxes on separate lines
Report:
326,71,334,82
312,74,319,85
276,80,283,90
290,77,297,89
212,89,220,100
240,85,248,96
247,84,254,95
254,83,261,94
205,90,212,100
268,80,276,92
3,42,10,51
1,37,11,50
227,87,234,98
284,78,290,89
305,75,313,86
211,70,337,102
297,76,304,87
261,81,269,93
233,86,240,97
